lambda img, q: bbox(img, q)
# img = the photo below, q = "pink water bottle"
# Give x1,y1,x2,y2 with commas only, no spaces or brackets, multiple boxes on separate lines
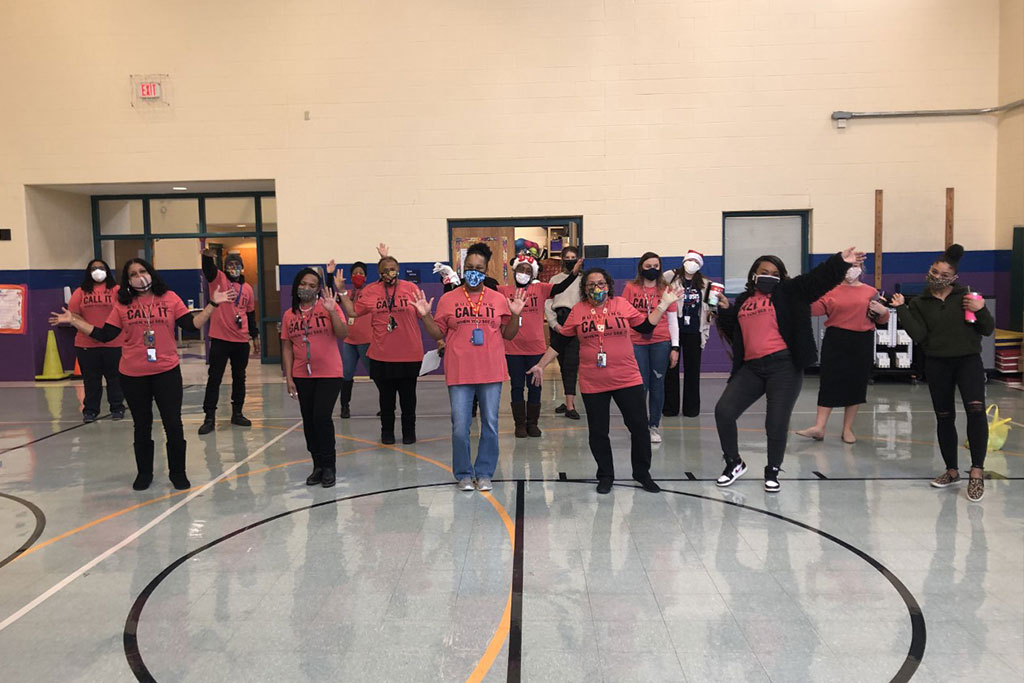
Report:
964,291,982,324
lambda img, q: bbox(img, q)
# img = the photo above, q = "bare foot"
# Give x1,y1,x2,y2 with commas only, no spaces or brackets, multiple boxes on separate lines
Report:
795,427,824,441
841,431,856,444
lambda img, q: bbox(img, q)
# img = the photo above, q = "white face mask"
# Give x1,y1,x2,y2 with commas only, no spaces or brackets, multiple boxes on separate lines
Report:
515,272,532,286
130,274,152,292
683,261,700,275
845,266,862,283
90,268,107,283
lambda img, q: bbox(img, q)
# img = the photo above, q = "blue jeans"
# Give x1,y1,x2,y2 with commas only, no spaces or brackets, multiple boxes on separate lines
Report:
341,342,370,379
633,341,671,428
506,354,542,404
449,382,502,480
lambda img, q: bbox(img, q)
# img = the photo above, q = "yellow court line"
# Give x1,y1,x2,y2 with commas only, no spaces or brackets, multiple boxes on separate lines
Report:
467,490,516,683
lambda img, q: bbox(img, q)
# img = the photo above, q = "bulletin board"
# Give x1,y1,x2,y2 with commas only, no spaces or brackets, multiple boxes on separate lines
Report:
0,285,27,334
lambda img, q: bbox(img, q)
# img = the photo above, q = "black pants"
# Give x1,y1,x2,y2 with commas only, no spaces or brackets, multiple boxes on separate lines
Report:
664,333,703,417
120,366,186,475
715,351,803,469
294,377,343,468
580,384,651,481
925,354,988,470
507,353,543,404
202,338,250,413
76,347,124,415
558,336,580,397
371,366,418,437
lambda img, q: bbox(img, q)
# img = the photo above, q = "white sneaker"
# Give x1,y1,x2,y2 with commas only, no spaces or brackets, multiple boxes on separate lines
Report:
476,478,493,491
649,427,662,443
716,460,747,487
457,478,475,491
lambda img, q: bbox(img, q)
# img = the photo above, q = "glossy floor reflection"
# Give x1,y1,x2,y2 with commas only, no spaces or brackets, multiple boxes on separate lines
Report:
0,371,1021,682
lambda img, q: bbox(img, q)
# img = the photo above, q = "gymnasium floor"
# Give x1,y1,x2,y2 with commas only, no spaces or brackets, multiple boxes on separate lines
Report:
0,364,1021,682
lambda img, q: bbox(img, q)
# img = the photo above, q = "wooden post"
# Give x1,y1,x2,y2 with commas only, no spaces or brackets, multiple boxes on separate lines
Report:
945,187,954,248
874,189,883,290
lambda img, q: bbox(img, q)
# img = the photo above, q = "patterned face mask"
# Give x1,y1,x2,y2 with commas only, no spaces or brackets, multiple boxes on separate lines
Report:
926,273,956,289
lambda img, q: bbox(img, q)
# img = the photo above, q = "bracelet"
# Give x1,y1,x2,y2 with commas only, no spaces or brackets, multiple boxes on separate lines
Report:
209,301,219,308
671,346,680,352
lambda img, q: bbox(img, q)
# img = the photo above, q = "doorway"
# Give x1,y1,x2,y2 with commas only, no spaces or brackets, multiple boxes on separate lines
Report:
448,217,582,287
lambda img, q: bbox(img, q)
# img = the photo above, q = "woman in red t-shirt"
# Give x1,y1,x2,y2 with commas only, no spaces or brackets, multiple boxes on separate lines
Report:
281,268,348,488
327,259,373,419
67,259,124,423
51,258,233,491
527,268,681,494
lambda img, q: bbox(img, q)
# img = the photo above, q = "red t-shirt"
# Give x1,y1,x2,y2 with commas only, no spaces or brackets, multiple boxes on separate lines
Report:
497,282,554,356
354,280,424,362
207,271,256,343
811,283,890,332
738,292,788,360
105,292,189,377
434,286,512,386
561,297,647,394
68,284,122,349
342,286,372,346
621,282,676,345
280,301,344,379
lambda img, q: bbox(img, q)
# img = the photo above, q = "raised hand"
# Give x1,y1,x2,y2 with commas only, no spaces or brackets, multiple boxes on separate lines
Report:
841,246,866,266
322,288,338,311
49,307,74,326
527,364,544,387
660,283,683,307
377,243,390,258
412,289,435,318
508,288,527,316
334,270,345,293
573,258,584,275
326,259,337,275
889,293,905,307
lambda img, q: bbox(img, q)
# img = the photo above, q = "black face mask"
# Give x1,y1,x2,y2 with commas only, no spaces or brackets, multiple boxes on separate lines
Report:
642,268,661,281
562,259,577,272
754,275,780,294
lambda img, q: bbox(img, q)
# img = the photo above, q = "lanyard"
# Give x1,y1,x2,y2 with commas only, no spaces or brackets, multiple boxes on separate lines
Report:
590,304,609,352
136,300,157,347
462,286,486,323
298,305,315,375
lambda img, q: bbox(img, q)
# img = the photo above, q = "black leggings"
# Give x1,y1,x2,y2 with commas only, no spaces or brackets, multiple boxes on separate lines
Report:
294,377,342,468
558,336,580,397
120,366,185,474
76,346,124,415
925,354,988,470
580,384,652,481
202,338,250,413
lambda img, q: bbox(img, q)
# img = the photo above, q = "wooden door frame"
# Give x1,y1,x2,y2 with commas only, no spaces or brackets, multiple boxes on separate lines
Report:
447,216,584,266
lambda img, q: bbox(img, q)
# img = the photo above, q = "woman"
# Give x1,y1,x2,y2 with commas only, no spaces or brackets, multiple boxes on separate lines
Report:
795,265,890,444
67,259,124,423
544,246,583,419
327,259,371,419
51,258,232,490
890,244,992,502
527,268,681,494
343,252,428,444
198,250,260,434
498,252,581,438
663,250,716,418
714,247,864,492
417,243,525,491
621,252,678,443
281,268,348,488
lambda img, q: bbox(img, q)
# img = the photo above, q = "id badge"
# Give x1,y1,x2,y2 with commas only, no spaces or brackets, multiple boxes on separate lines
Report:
596,351,607,368
683,315,690,326
146,347,158,363
471,328,485,346
144,329,156,346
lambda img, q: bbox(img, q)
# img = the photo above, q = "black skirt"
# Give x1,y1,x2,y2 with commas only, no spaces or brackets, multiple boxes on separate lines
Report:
369,358,422,381
817,327,874,407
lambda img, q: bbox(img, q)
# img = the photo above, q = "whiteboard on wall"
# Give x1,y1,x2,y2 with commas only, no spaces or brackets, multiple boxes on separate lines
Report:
723,215,804,293
0,285,27,334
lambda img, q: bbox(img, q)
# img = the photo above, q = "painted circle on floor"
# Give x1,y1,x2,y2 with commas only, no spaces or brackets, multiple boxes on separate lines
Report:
0,492,46,569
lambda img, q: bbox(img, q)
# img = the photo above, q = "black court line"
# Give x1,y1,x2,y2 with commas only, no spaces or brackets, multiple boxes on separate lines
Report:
0,492,46,569
684,471,697,481
506,481,525,683
813,471,829,479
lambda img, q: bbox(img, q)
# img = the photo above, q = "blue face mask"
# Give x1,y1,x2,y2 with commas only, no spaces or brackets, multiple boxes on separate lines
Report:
464,270,487,288
589,289,608,304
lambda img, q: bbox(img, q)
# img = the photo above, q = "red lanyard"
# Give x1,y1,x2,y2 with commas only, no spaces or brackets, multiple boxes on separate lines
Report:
462,286,486,320
590,305,609,351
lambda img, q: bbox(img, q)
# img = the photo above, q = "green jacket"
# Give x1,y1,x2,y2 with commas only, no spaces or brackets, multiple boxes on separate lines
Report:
895,285,994,357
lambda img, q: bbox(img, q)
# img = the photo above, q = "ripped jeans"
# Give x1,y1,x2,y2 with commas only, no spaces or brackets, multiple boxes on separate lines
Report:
925,354,988,470
633,340,671,428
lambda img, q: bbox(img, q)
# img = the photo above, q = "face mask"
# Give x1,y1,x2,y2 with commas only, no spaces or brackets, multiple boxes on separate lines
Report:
845,266,862,283
683,261,700,275
515,272,532,286
464,269,487,288
351,273,366,288
562,259,577,272
130,274,152,292
380,270,398,284
926,273,955,289
297,287,317,303
588,287,608,304
226,266,242,279
642,268,661,281
753,274,779,294
90,268,107,283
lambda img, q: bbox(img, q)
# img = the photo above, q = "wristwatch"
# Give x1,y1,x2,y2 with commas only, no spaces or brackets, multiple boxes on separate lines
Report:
671,346,680,352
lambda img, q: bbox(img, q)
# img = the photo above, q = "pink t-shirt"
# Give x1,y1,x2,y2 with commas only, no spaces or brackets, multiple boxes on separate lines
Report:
69,284,122,349
498,282,554,356
434,286,512,386
105,292,189,377
811,283,890,332
342,286,372,346
280,301,344,379
354,280,424,362
561,297,647,394
207,271,256,343
621,282,677,345
738,292,788,361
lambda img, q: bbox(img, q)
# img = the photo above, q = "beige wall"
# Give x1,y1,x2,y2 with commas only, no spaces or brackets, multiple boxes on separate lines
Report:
997,0,1024,249
24,187,93,270
0,0,1006,269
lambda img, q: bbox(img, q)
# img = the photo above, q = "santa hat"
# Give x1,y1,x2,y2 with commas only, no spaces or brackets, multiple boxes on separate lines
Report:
683,250,704,269
510,252,539,278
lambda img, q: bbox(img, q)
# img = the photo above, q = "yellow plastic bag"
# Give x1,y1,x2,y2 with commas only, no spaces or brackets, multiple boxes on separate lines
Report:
964,404,1012,452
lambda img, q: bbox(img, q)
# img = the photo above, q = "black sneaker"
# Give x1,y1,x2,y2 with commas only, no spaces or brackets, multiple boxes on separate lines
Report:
110,408,125,421
321,467,336,488
230,412,252,427
381,433,396,445
565,409,580,420
305,467,323,486
555,403,567,414
596,478,613,494
634,475,661,493
198,414,215,435
764,466,781,492
83,411,98,424
340,404,351,419
716,459,747,487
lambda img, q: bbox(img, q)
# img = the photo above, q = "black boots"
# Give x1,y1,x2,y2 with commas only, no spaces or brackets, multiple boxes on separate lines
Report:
133,440,154,490
230,404,251,427
339,380,354,419
512,402,528,438
306,456,336,488
198,412,215,435
401,414,416,445
306,467,323,485
526,403,542,438
167,440,190,490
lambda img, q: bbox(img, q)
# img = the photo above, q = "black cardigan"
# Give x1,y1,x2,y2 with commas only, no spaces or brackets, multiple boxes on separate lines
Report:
716,253,851,376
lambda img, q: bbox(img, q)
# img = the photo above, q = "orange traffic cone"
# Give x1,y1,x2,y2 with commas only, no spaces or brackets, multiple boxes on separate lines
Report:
72,358,82,378
35,330,73,381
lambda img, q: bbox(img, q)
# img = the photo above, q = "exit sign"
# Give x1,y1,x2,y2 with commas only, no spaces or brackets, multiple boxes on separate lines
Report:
138,82,162,99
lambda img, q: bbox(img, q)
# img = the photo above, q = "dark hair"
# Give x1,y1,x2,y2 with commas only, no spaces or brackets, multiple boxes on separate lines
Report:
467,242,492,264
578,267,615,301
561,245,580,258
744,255,789,295
632,251,665,289
290,267,323,313
351,261,367,275
378,256,399,272
117,258,169,304
80,259,117,293
669,259,706,293
934,243,965,274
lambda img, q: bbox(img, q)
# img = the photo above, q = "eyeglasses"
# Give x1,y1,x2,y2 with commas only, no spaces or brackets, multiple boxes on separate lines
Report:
381,269,398,276
585,283,608,290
